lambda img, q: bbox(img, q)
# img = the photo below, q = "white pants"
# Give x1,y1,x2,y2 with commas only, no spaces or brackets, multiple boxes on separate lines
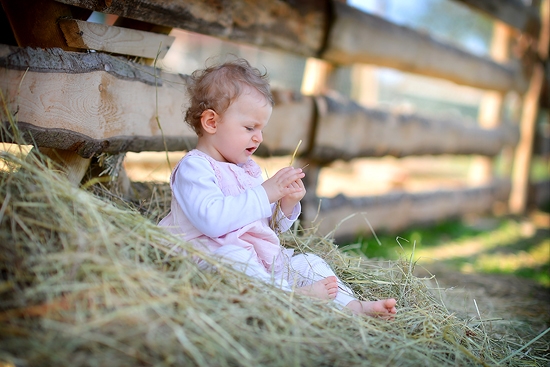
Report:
208,245,356,308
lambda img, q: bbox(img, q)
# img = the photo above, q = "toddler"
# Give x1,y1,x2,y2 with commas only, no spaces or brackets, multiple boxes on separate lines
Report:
158,57,397,318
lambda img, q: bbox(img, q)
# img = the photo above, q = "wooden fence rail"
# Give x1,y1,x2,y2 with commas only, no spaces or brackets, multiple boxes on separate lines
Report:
54,0,529,93
305,180,511,239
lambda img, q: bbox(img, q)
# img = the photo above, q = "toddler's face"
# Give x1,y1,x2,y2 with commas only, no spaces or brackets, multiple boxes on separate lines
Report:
209,86,272,164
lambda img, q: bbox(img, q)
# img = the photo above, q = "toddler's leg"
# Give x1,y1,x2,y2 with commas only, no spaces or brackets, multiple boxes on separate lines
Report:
345,299,397,320
210,245,292,291
294,276,339,300
287,253,356,307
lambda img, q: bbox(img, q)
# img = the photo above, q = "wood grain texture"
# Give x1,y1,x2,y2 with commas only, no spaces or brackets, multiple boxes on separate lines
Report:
1,67,193,157
0,44,193,157
59,19,175,59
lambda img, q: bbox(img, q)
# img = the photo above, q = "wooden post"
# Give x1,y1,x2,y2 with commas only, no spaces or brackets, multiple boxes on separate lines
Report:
39,148,92,184
301,57,334,96
1,0,92,185
300,57,335,221
509,63,544,213
468,21,509,185
350,65,378,108
350,0,383,109
509,0,549,213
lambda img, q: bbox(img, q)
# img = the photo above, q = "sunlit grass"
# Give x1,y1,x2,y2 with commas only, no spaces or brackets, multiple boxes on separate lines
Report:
463,240,550,286
354,215,550,287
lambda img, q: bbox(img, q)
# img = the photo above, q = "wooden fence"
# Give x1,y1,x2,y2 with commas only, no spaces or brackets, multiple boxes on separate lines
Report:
0,0,548,239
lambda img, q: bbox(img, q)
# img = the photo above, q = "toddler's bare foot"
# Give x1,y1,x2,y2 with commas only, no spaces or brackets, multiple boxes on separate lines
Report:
295,276,338,300
344,298,397,320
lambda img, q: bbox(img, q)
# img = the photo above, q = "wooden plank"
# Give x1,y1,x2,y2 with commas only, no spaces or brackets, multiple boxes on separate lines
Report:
468,22,509,185
38,147,92,185
452,0,541,37
311,95,519,161
53,0,327,57
111,16,173,65
302,180,511,238
53,0,527,93
58,19,175,59
0,44,194,157
322,2,526,93
1,0,93,184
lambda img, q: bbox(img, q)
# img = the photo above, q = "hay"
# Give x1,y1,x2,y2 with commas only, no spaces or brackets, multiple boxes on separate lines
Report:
0,149,548,366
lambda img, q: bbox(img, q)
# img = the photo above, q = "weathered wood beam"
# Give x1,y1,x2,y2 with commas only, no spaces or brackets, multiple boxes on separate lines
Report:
58,19,175,59
1,0,93,184
54,0,527,93
452,0,541,38
310,94,519,162
0,44,194,157
322,2,526,93
302,180,511,238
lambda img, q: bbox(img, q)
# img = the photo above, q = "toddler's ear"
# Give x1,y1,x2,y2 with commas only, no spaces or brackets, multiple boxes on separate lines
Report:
201,109,218,134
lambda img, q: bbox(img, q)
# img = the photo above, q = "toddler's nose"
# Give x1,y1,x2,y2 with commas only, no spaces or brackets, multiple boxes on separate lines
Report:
253,131,263,143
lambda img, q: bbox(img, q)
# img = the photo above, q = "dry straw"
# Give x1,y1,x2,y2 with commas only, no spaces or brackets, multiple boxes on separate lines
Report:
0,122,548,366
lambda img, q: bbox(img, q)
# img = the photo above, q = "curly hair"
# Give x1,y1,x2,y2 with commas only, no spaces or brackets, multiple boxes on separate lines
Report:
184,57,274,136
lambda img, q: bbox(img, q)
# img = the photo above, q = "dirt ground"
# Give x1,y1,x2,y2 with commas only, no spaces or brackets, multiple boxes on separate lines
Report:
415,261,549,335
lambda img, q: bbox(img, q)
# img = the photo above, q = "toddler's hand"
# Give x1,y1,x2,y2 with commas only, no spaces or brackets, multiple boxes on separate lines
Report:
280,178,306,217
262,167,305,204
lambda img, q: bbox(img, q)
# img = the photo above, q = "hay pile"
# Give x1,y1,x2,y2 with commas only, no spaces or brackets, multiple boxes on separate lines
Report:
0,148,547,367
